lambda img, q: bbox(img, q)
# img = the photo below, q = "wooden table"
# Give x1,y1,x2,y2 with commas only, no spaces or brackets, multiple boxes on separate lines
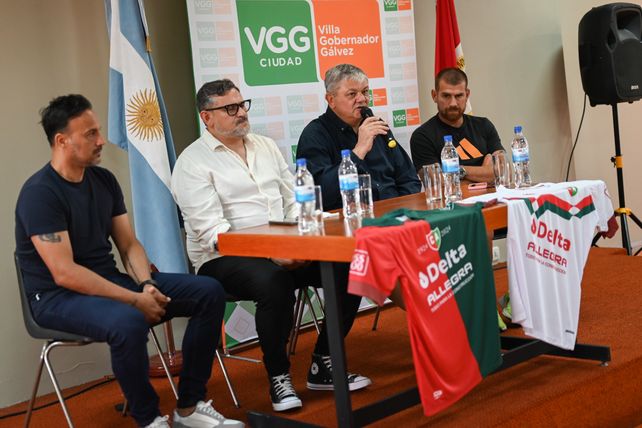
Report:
218,189,501,427
218,189,609,427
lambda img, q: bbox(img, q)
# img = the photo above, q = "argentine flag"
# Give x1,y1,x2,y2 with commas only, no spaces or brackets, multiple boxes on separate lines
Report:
105,0,187,273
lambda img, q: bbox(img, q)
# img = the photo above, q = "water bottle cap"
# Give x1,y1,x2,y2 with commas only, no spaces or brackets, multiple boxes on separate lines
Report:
341,149,351,157
296,158,307,167
514,125,522,133
443,135,453,143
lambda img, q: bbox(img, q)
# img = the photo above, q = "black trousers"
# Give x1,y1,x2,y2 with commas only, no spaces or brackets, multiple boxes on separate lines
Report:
198,256,362,377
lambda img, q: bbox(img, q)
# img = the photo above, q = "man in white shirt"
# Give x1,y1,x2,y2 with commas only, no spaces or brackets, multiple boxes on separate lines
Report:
171,80,371,413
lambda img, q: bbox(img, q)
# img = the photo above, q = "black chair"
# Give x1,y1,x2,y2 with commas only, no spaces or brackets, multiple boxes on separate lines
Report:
15,253,178,428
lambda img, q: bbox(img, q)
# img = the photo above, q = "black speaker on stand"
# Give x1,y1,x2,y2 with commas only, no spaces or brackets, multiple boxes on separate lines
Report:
579,2,642,255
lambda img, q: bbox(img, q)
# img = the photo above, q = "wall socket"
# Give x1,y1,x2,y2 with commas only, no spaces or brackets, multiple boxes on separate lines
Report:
492,246,501,264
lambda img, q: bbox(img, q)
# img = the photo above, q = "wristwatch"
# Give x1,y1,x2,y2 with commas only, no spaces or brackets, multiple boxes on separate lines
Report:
458,166,467,180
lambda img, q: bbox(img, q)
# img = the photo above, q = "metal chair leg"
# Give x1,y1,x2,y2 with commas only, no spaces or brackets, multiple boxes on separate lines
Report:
43,341,82,428
288,289,307,357
148,328,178,400
216,350,240,408
303,290,322,334
372,306,381,331
24,343,47,428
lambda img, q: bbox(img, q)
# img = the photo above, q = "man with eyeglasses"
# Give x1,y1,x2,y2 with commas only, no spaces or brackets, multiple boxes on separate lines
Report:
171,79,371,414
296,63,421,211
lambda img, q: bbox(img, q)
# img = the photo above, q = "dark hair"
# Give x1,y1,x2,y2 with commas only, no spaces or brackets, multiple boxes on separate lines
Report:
435,68,468,91
39,94,92,146
196,79,240,111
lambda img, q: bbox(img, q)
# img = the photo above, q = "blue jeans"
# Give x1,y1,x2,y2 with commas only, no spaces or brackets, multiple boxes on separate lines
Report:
31,272,225,426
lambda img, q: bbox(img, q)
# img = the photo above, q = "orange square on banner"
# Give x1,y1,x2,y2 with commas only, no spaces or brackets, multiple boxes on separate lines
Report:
398,0,412,10
372,88,388,106
312,0,384,80
406,108,420,125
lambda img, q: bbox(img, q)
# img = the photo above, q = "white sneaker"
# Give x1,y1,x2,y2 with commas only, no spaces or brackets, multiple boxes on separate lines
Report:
143,415,170,428
173,400,244,428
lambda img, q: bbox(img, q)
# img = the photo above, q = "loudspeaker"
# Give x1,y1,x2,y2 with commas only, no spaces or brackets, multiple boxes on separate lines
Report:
578,3,642,106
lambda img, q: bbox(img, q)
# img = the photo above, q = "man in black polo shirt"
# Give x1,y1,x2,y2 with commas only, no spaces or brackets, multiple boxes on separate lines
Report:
410,68,505,184
296,63,421,210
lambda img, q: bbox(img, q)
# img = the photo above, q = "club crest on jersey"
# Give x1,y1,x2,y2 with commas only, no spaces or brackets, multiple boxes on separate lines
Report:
427,229,441,251
349,249,369,277
567,186,578,197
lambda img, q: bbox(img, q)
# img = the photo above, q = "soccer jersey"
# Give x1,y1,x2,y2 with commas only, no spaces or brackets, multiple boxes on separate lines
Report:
462,181,614,349
348,205,502,416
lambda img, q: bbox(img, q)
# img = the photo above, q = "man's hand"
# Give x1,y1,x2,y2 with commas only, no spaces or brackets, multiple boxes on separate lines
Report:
462,153,496,183
133,285,170,324
270,258,309,270
353,116,389,159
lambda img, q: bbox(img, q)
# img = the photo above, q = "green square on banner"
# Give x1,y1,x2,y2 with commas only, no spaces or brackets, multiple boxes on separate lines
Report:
287,95,304,114
237,0,317,86
392,109,407,127
368,90,374,107
383,0,398,12
291,145,298,163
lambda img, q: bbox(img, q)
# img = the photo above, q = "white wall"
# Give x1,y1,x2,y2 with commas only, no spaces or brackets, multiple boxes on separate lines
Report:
1,0,640,409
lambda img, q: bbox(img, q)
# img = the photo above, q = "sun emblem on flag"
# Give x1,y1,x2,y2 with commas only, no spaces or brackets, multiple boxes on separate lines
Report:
126,89,164,141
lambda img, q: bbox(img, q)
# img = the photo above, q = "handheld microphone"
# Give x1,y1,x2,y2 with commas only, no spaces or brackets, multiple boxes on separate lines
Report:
359,107,397,148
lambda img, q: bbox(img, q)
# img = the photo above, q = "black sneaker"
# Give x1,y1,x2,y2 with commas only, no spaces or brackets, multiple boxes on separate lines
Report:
269,373,302,412
306,353,371,391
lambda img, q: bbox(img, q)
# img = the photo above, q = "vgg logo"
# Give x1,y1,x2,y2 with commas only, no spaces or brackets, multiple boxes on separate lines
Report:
236,0,317,86
243,26,311,54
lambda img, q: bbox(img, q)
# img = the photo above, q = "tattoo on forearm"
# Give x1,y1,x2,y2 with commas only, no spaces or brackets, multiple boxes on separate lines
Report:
38,233,61,243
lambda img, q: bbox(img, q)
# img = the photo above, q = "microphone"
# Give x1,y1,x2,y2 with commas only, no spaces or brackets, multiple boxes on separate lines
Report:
360,107,397,148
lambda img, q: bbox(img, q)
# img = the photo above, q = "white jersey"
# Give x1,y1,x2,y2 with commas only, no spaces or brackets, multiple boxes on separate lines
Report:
463,181,614,349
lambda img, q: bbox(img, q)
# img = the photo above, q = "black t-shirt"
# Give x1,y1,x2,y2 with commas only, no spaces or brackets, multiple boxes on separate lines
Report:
410,114,504,172
15,164,127,296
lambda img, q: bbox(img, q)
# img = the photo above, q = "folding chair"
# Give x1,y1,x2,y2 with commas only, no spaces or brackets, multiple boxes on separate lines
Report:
14,253,177,428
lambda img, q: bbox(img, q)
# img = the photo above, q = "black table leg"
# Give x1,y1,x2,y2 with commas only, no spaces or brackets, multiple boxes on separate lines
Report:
320,261,354,428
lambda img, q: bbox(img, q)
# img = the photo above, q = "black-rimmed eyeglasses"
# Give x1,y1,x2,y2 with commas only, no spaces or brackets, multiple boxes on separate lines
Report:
203,99,252,116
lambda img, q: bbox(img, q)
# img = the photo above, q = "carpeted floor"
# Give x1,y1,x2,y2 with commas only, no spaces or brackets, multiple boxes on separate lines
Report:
1,247,641,427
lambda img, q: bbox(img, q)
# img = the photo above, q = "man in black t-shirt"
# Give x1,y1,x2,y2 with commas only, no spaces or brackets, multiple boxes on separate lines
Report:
14,95,243,428
410,68,504,183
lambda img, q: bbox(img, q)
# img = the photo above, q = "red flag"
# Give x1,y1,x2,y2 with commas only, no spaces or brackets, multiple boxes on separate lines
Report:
435,0,470,112
435,0,465,75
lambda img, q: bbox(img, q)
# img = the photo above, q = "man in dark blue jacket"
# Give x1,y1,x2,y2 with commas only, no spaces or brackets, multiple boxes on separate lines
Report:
297,64,421,210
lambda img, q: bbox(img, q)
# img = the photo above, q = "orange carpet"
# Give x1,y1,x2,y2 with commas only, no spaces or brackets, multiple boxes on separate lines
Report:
1,247,641,427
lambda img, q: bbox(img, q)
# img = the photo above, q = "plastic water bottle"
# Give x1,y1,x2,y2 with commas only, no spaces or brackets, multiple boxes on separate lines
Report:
338,149,361,220
511,125,531,188
441,135,461,203
294,158,316,234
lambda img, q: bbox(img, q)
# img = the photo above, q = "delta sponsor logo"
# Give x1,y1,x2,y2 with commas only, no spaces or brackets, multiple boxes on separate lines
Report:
237,0,317,85
350,249,370,277
526,219,570,268
418,244,473,308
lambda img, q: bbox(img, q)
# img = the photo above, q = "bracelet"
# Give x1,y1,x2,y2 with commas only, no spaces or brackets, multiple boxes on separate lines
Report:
138,278,158,291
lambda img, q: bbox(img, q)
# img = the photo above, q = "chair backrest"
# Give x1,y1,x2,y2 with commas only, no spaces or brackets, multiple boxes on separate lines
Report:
14,252,92,343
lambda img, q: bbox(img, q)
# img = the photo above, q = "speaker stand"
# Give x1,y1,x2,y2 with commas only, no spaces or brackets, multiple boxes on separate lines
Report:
606,104,642,255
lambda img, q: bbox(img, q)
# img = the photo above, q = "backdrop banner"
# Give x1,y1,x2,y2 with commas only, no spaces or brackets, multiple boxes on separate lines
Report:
186,0,420,346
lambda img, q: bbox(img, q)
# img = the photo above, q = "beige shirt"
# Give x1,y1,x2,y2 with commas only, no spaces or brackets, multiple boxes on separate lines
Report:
171,131,297,272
